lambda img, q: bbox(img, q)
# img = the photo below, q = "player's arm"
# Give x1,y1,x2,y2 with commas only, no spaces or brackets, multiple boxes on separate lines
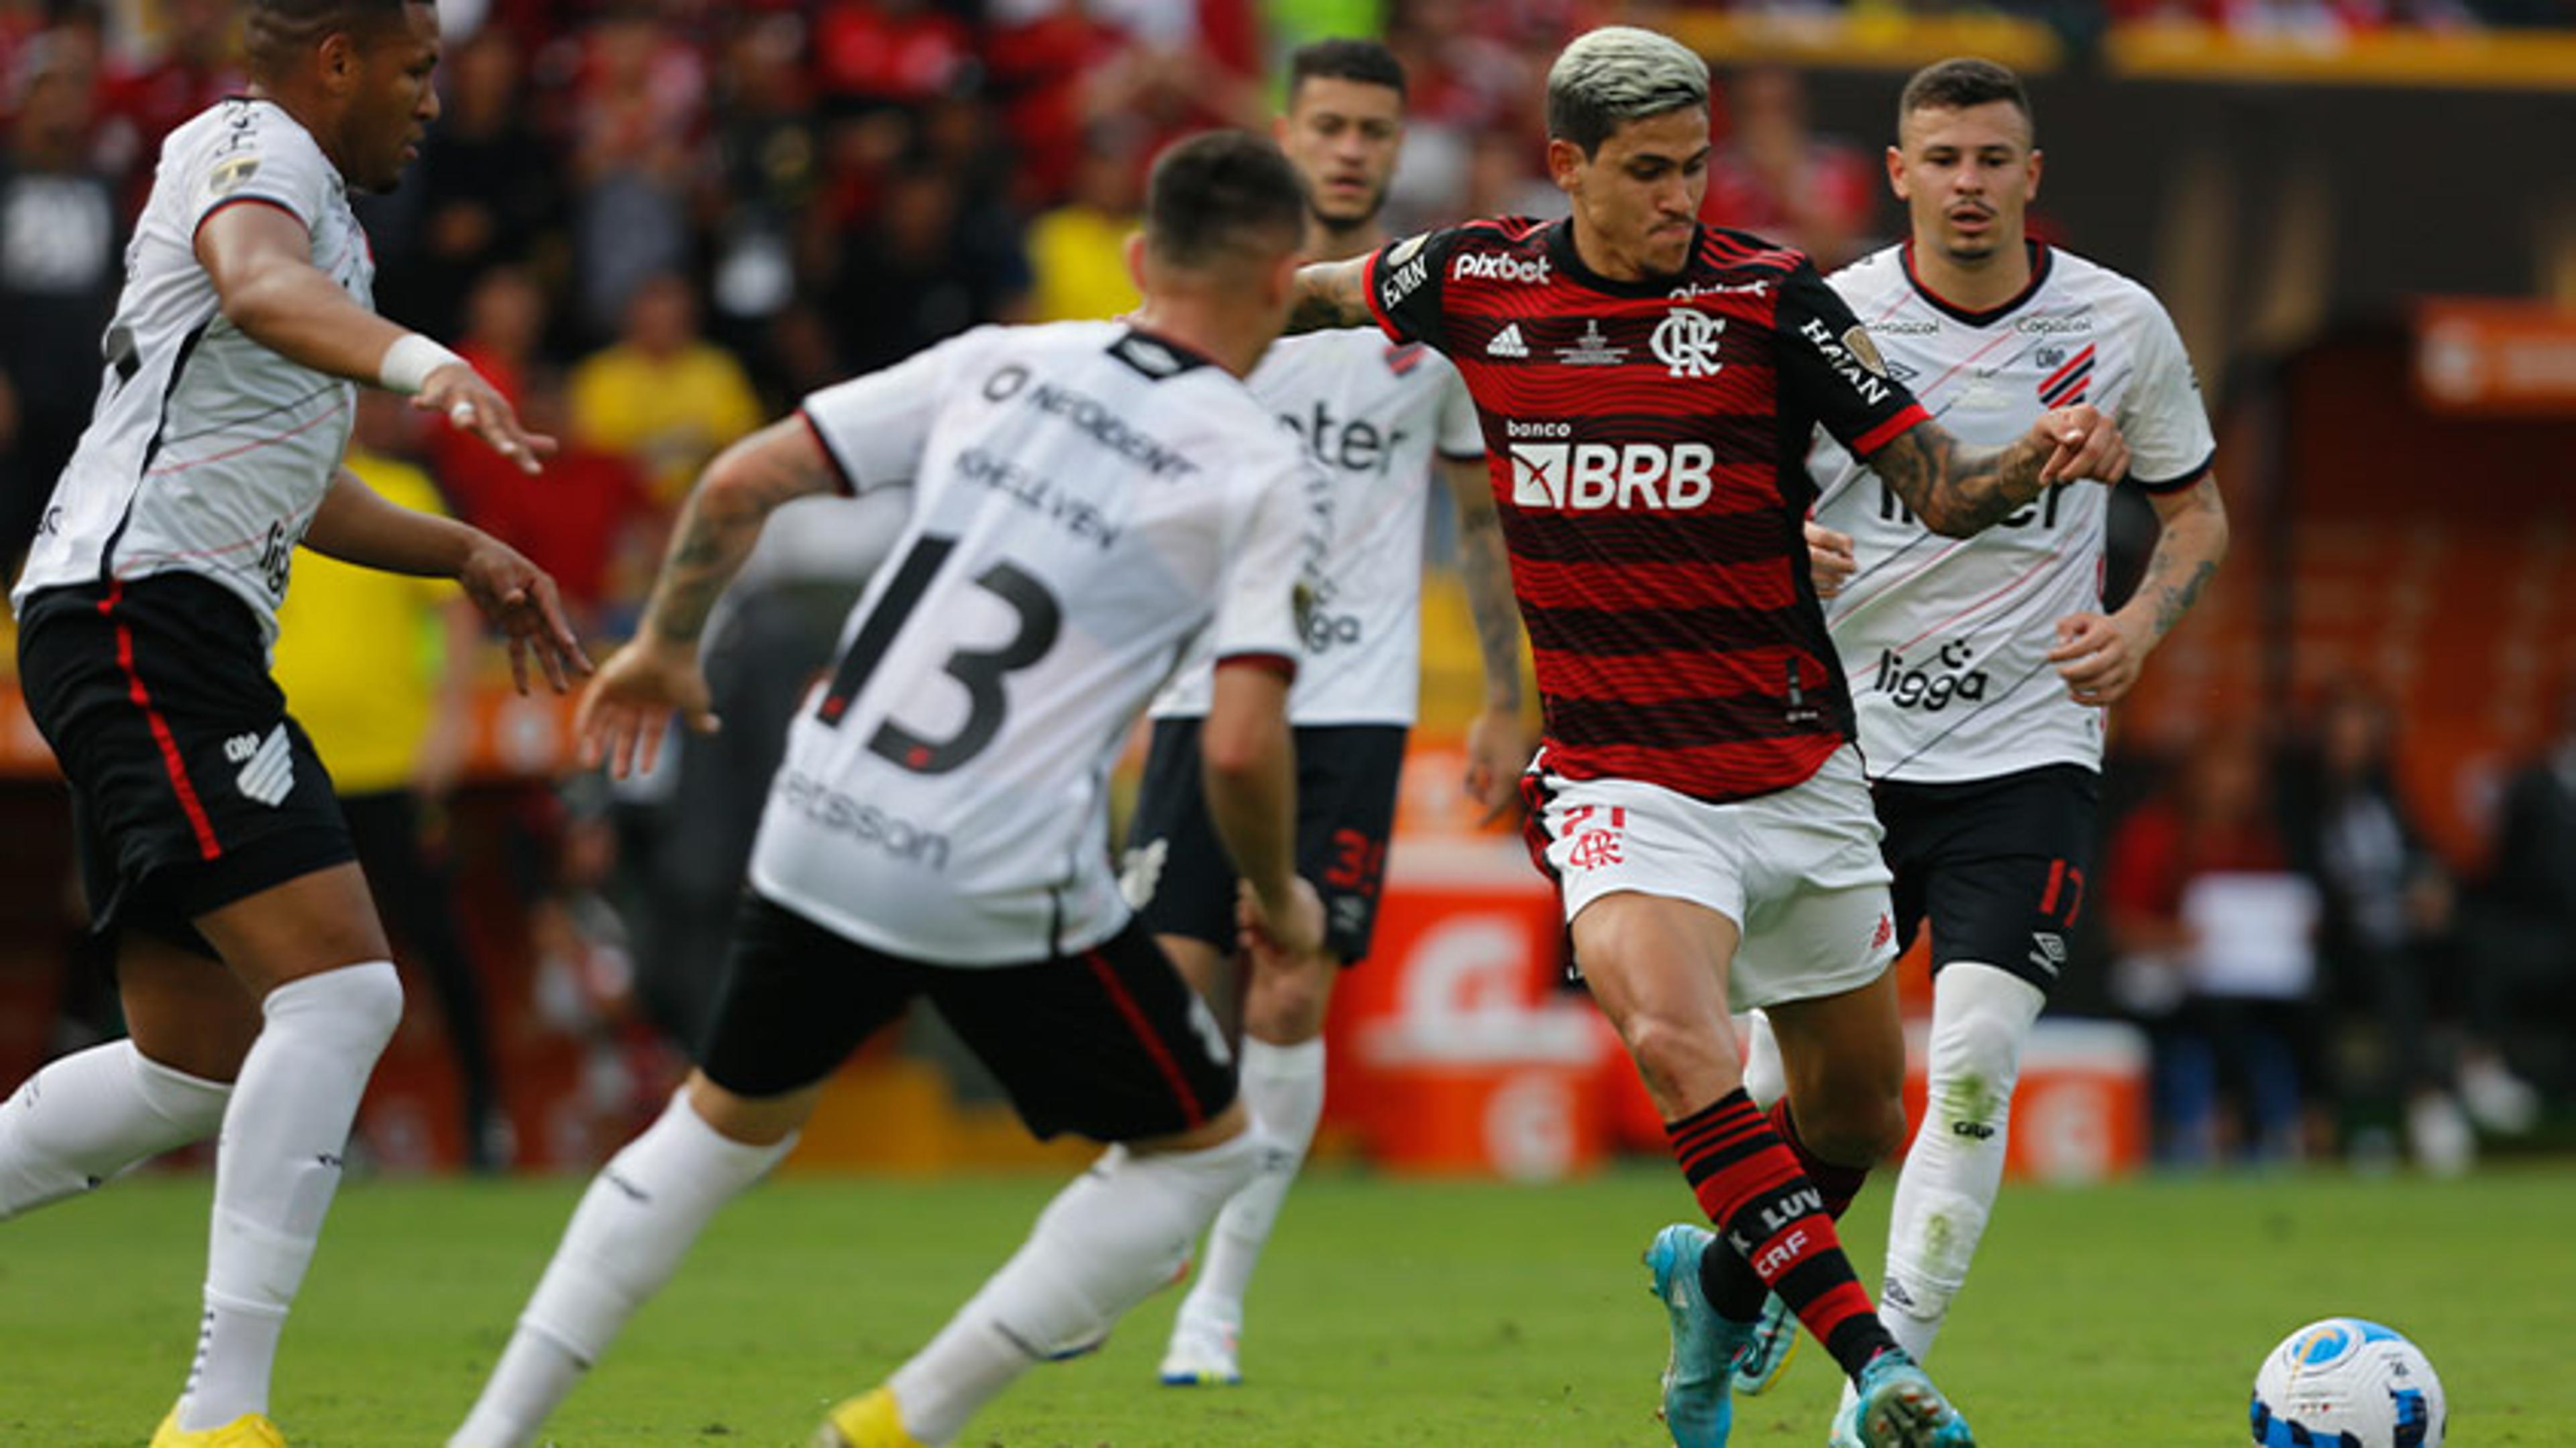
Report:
304,466,588,694
1441,456,1534,820
2049,476,2231,706
1865,407,2131,538
1201,660,1323,959
1284,256,1377,335
577,417,851,778
195,202,549,472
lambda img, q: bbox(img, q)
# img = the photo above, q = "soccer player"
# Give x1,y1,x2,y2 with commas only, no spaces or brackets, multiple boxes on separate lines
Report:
448,131,1329,1448
1279,27,2137,1448
1129,39,1532,1390
0,1,583,1443
1733,58,2231,1445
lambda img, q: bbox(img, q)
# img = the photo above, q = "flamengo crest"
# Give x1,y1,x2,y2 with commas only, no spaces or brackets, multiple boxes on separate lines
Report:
1651,309,1725,379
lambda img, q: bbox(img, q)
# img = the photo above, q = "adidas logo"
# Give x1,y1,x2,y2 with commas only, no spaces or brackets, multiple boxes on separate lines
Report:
228,724,293,807
1485,323,1529,359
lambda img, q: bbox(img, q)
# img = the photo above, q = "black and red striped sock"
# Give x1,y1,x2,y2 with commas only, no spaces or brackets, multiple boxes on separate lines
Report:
1664,1089,1896,1381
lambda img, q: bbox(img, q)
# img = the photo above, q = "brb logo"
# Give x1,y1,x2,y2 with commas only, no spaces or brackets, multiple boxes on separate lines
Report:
1507,423,1717,512
1873,640,1990,711
1650,307,1725,378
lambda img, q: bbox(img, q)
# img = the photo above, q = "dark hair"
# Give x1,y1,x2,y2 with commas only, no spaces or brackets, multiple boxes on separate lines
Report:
1898,58,2033,139
1287,38,1406,103
1144,130,1307,271
244,0,427,79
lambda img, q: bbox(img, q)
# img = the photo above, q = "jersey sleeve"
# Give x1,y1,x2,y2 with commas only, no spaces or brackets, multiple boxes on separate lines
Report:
1433,360,1483,460
187,110,337,238
1210,452,1328,678
798,329,985,497
1772,259,1931,460
1362,227,1465,354
2121,304,2218,493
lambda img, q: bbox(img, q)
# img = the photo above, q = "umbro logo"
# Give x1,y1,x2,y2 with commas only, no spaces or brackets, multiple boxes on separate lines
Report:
226,725,293,807
1485,323,1529,359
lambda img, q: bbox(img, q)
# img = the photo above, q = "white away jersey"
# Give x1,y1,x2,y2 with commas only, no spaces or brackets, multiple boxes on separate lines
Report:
13,98,372,638
1811,244,2215,784
1148,329,1481,726
751,323,1325,964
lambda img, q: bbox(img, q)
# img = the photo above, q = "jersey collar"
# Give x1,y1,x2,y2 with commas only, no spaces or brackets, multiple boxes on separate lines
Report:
1545,217,1701,300
1108,327,1216,381
1900,239,2051,327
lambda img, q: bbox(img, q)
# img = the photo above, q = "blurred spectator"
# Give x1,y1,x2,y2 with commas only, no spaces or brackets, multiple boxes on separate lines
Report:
1703,66,1876,271
1023,128,1143,322
0,32,119,568
365,26,561,340
464,366,657,637
429,264,547,507
704,13,820,366
92,0,238,210
2285,684,2536,1172
812,0,974,116
272,392,508,1172
2106,736,2320,1166
2467,682,2576,1098
569,272,763,507
830,162,1026,373
567,7,706,338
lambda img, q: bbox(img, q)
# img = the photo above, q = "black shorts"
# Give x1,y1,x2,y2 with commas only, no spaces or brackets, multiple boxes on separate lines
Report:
15,574,354,956
1122,719,1407,966
699,892,1240,1143
1873,762,2100,995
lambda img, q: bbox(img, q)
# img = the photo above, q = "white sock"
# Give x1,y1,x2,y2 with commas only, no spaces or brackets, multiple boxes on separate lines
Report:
1739,1009,1785,1110
889,1131,1263,1445
449,1090,794,1448
180,961,403,1431
1879,962,2043,1363
1179,1037,1324,1331
0,1039,230,1219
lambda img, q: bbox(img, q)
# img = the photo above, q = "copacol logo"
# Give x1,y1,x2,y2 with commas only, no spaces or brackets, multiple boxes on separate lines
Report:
1873,641,1988,711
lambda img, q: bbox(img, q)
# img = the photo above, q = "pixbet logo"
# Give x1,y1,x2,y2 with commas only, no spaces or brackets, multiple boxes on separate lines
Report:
1509,441,1717,511
1451,250,1550,285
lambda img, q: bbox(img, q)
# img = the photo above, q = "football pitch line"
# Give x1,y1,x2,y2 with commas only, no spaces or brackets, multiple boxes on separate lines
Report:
3,1164,2567,1444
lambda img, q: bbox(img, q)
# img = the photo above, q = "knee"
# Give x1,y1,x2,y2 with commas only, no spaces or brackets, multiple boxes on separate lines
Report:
1244,957,1332,1043
1617,1012,1735,1110
1796,1090,1907,1168
264,960,405,1051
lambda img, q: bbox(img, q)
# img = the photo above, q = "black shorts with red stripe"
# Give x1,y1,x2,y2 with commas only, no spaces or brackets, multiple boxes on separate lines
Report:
16,573,354,957
1872,761,2100,994
700,891,1240,1143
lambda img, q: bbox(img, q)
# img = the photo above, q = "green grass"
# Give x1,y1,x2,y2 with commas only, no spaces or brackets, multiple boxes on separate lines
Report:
3,1163,2569,1445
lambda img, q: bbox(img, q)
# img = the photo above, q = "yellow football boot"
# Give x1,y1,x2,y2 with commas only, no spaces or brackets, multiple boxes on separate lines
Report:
811,1386,928,1448
150,1406,286,1447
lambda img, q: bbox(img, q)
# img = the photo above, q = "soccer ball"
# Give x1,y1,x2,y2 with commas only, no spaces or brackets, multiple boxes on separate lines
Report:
2251,1317,2445,1447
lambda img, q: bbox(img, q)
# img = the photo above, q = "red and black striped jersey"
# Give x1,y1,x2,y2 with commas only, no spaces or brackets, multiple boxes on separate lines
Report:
1362,215,1932,804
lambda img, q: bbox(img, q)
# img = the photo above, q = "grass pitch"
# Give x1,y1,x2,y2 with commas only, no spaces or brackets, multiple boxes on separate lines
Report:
3,1163,2568,1445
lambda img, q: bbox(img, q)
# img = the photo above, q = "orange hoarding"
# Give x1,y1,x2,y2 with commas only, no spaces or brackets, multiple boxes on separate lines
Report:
2415,300,2576,417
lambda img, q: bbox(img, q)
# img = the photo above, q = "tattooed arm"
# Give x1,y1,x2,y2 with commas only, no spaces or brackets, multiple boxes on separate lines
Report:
1868,403,2133,539
1442,456,1535,819
1285,256,1378,335
2049,475,2231,707
578,417,852,776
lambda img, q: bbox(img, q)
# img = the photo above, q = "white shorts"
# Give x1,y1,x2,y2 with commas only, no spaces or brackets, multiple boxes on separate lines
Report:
1528,745,1897,1012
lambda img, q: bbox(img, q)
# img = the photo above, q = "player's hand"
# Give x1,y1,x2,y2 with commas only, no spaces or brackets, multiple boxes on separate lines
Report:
458,536,591,694
1805,520,1856,598
2047,609,2151,706
1237,876,1326,964
416,362,556,476
574,635,719,780
2031,403,2129,486
1463,703,1535,827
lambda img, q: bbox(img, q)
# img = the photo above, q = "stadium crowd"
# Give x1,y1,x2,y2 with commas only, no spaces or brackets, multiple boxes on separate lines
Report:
0,0,2567,1185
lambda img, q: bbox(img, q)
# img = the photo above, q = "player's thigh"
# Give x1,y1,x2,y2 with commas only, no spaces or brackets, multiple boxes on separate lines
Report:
696,893,919,1100
1288,724,1407,967
1119,718,1238,953
196,862,392,994
1919,765,2100,992
928,922,1238,1145
117,933,262,1082
1569,890,1744,1115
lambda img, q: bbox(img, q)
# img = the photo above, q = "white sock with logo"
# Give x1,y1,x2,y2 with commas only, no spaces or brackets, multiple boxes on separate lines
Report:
0,1039,231,1219
889,1131,1263,1445
179,961,403,1431
1178,1036,1325,1335
1879,962,2044,1362
450,1090,794,1448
